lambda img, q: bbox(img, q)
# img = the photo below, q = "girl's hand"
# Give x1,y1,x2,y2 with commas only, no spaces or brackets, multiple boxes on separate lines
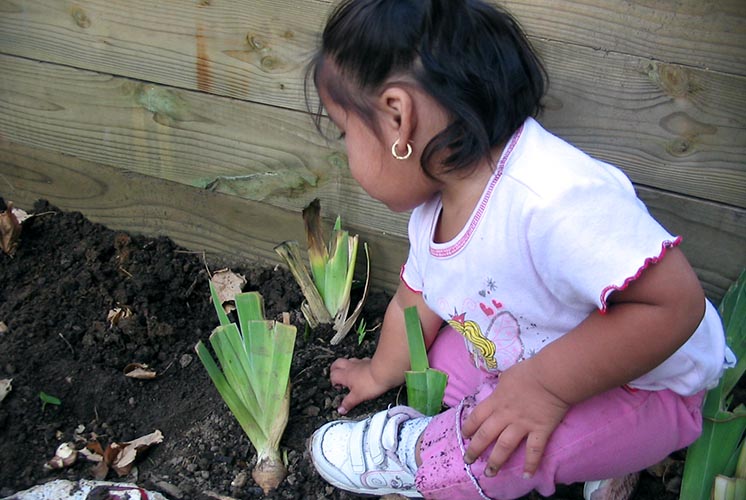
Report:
329,357,390,415
461,360,569,478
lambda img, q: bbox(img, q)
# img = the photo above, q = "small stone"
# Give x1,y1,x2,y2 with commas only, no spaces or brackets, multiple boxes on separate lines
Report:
179,353,193,368
155,480,184,499
230,470,248,488
200,470,210,480
304,405,320,417
186,463,198,473
0,322,8,334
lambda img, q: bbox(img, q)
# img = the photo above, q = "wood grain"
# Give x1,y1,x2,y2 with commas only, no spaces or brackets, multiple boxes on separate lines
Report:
2,140,742,301
0,53,409,237
538,41,746,209
0,140,408,291
1,54,743,239
502,0,746,76
1,0,743,110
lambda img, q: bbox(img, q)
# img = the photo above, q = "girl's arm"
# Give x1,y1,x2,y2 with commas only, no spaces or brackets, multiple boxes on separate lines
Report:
330,281,443,414
462,247,706,477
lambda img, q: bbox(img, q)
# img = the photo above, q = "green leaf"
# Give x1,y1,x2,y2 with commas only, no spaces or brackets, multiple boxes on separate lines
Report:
403,306,447,415
736,437,746,478
324,229,350,315
680,407,746,500
404,306,429,372
195,288,297,482
208,281,231,327
405,369,448,416
719,269,746,397
195,339,265,447
274,240,331,328
39,391,61,410
276,198,369,344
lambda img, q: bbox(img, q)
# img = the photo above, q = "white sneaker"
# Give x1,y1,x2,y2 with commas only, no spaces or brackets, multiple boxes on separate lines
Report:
584,472,640,500
309,406,427,498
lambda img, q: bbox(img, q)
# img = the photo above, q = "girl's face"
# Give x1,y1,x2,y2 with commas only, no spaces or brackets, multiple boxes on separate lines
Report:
319,89,441,213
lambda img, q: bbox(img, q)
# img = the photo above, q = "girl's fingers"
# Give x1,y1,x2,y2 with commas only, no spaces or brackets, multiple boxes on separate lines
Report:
483,425,525,476
461,400,490,439
463,413,501,464
522,432,548,478
338,392,364,415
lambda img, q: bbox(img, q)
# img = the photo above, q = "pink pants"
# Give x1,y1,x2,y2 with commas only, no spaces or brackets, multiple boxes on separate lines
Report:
415,326,705,499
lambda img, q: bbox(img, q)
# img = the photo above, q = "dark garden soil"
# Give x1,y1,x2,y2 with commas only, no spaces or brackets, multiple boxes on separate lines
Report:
0,199,689,500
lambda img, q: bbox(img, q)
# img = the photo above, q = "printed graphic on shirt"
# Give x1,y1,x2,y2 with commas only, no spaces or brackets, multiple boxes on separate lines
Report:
447,308,525,373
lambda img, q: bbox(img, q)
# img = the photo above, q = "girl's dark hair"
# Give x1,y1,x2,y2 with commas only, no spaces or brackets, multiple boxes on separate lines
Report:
306,0,547,177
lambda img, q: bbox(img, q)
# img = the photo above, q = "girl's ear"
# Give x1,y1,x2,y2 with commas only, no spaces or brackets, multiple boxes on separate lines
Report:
377,86,416,147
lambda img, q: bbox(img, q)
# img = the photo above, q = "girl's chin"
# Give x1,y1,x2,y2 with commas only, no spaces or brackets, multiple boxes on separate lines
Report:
384,201,418,213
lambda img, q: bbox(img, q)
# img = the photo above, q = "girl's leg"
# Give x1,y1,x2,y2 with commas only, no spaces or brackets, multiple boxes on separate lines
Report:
415,380,704,500
428,325,484,407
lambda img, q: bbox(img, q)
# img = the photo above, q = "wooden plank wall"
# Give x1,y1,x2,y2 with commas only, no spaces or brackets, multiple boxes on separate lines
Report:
0,0,744,301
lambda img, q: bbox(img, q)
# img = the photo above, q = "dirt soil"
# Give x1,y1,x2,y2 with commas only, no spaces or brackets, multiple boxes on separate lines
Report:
0,200,689,499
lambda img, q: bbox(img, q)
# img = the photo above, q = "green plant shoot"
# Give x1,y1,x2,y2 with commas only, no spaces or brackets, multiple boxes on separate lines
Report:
274,198,370,344
195,283,296,494
680,268,746,500
356,318,367,345
403,306,447,416
38,391,61,411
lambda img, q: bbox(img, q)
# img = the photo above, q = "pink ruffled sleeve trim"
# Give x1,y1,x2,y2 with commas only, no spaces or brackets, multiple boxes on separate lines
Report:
599,236,683,314
400,264,423,294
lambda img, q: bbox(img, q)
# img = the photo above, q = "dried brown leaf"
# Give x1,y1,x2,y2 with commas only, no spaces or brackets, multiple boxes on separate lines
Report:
0,378,11,403
107,307,133,328
111,430,164,476
123,363,157,380
0,202,22,256
210,269,246,313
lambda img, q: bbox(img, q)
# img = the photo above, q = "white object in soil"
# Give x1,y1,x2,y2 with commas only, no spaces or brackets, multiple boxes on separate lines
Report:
1,479,168,500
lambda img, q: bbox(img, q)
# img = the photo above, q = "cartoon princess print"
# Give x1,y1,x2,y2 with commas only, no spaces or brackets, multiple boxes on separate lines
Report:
447,309,525,373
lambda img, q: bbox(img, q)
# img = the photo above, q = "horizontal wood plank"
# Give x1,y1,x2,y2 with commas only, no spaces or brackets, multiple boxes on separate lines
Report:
1,0,741,112
538,41,746,209
0,54,409,237
637,186,746,301
0,54,743,238
0,139,407,292
2,140,742,302
502,0,746,76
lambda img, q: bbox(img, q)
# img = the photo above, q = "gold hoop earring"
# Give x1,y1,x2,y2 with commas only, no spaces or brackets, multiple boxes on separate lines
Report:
391,139,413,160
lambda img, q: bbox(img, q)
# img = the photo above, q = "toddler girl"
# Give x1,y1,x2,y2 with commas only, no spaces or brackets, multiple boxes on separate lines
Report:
306,1,734,498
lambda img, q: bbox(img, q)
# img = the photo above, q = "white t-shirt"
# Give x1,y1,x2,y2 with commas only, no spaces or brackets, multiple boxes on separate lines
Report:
401,118,733,396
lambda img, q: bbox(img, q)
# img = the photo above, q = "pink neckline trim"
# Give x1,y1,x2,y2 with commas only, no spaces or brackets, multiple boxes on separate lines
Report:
599,236,683,314
429,126,524,258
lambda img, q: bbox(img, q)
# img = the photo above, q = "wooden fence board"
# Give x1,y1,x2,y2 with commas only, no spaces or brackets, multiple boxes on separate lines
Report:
1,54,743,237
1,0,741,111
538,42,746,209
502,0,746,75
1,141,742,301
0,140,407,290
0,54,407,236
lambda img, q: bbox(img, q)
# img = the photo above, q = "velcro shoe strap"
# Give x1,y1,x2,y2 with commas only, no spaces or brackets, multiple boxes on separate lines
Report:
366,410,390,467
380,412,410,455
349,418,370,474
